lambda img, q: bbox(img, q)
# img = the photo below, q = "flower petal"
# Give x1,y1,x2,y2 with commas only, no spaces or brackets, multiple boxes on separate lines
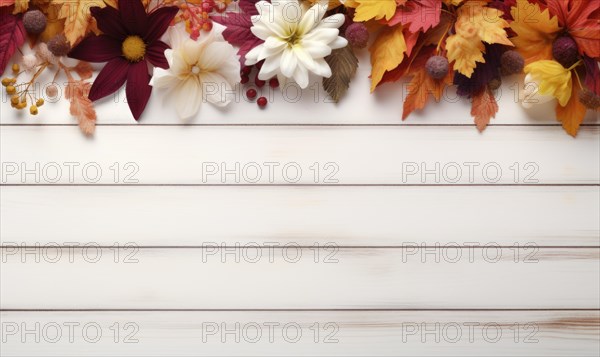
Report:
297,3,326,36
68,35,121,63
175,77,202,120
146,40,170,69
280,48,298,78
88,58,129,101
303,28,339,45
149,67,180,88
126,60,153,120
200,72,233,107
198,42,236,71
258,53,284,80
329,36,348,50
318,13,345,29
292,64,309,89
118,0,148,35
145,6,179,44
90,6,127,40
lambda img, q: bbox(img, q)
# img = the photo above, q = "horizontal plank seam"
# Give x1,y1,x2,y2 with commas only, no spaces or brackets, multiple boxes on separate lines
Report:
2,309,599,312
1,123,599,127
1,246,598,249
2,184,599,187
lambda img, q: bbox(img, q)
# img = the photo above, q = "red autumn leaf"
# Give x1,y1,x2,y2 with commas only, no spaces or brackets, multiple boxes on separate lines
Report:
0,6,26,76
471,87,499,132
387,0,442,33
211,9,262,63
545,0,600,58
235,0,259,16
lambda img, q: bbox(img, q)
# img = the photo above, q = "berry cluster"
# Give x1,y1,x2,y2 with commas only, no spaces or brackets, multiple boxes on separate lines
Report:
175,0,229,40
240,65,279,109
2,64,44,115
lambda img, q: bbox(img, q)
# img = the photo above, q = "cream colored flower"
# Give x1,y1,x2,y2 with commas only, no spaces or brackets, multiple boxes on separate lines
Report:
150,25,240,120
245,0,348,88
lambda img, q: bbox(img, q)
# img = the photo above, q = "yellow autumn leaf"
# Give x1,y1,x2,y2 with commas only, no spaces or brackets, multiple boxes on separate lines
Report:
354,0,399,22
443,0,464,5
13,0,28,13
510,0,561,65
524,60,573,107
446,34,485,77
53,0,107,45
446,0,511,77
369,25,408,92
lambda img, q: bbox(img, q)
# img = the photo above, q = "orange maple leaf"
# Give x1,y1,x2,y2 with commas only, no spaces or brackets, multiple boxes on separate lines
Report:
556,81,587,137
471,87,498,132
402,64,453,120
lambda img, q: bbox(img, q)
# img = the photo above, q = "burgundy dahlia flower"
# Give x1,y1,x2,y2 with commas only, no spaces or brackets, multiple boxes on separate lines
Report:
68,0,178,119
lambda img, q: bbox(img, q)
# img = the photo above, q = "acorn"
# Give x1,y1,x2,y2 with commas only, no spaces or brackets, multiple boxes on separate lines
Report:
23,10,47,35
47,34,71,57
552,36,579,68
345,23,369,49
500,50,525,75
426,56,449,80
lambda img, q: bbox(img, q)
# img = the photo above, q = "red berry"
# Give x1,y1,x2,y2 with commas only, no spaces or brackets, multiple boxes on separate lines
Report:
202,21,213,32
257,97,268,108
269,78,279,88
246,88,257,99
242,66,252,75
240,75,249,84
202,2,213,12
255,78,265,87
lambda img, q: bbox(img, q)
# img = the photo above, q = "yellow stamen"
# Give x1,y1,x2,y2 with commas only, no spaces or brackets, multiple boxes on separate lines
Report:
122,36,146,62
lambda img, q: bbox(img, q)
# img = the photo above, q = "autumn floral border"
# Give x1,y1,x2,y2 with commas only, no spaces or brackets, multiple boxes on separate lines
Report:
1,0,599,136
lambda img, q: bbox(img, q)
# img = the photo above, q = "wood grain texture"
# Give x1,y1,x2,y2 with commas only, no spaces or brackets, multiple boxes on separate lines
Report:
1,186,598,247
1,311,598,356
1,248,598,309
1,126,599,184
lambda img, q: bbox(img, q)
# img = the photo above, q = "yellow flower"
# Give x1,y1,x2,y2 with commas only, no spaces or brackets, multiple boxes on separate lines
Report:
523,60,573,107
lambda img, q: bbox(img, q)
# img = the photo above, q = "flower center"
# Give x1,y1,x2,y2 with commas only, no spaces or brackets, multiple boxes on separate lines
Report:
191,65,201,75
122,36,146,62
286,32,301,47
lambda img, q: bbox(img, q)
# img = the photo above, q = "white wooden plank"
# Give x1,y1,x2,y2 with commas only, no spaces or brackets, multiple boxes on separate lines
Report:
1,50,598,125
1,311,598,356
1,126,599,184
1,186,598,247
1,248,598,309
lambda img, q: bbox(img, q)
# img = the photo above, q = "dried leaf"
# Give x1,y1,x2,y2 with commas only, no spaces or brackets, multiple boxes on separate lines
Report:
0,6,26,76
402,64,453,119
510,0,561,65
53,0,107,45
370,25,416,91
72,61,93,79
66,80,97,136
556,81,587,137
38,3,66,43
323,46,359,102
447,0,512,77
12,0,27,13
471,87,498,131
354,0,400,22
387,0,442,33
546,0,600,58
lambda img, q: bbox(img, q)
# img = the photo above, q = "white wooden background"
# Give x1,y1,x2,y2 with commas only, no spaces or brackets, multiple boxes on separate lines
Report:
1,46,599,356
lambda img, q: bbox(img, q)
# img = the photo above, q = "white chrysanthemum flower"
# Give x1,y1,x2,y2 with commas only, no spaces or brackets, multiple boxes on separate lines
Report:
150,24,240,120
246,0,348,88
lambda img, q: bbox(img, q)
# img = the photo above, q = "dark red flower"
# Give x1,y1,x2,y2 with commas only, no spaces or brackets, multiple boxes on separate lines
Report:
68,0,178,120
